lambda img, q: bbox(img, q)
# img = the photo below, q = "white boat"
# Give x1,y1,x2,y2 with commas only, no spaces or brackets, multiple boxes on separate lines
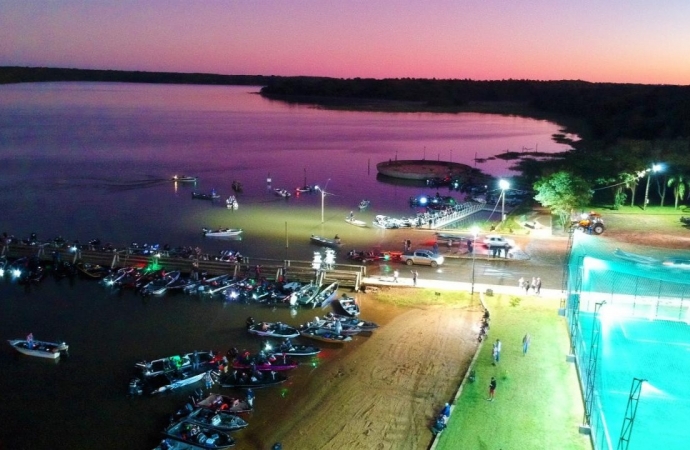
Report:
172,175,198,183
202,228,243,237
358,199,370,210
8,338,69,359
274,188,291,198
345,216,367,227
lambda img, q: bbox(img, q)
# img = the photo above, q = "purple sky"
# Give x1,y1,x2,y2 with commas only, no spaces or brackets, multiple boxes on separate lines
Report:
1,1,689,85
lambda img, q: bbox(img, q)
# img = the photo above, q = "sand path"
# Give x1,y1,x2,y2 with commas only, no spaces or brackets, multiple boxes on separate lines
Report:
260,303,481,449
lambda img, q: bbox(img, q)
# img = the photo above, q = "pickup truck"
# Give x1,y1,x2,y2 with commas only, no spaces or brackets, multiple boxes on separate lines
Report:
400,250,444,268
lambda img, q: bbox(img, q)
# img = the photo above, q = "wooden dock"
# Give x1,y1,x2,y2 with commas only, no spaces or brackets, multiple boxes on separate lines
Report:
1,243,367,291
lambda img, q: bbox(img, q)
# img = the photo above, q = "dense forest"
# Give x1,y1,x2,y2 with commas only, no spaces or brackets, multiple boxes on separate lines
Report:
3,66,689,208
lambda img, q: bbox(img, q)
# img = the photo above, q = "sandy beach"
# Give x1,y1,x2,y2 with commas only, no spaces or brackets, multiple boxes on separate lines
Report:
258,291,483,449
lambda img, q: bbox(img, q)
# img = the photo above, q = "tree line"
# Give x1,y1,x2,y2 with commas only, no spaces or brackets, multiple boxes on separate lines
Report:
3,66,689,217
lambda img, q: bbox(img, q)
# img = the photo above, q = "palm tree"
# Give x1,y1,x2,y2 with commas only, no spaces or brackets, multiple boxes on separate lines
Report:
667,175,687,210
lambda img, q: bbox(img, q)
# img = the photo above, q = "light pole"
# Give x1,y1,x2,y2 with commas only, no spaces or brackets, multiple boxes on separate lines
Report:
470,226,479,296
499,179,510,222
643,164,661,210
315,179,331,224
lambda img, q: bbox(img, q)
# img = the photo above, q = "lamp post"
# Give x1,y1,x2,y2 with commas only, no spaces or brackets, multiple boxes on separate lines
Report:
315,179,331,224
499,179,510,222
470,226,479,296
643,164,661,210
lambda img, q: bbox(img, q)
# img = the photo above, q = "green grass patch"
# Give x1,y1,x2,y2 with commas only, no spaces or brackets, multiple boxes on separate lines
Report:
436,295,591,450
373,287,476,308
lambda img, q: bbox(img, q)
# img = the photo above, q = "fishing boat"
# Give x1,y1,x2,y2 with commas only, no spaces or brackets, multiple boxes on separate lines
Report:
162,420,235,449
231,352,299,371
325,313,379,331
273,188,291,198
345,215,367,227
76,262,111,279
141,270,182,296
8,337,69,359
128,369,212,396
172,175,198,183
135,351,217,377
246,319,300,338
310,235,342,248
314,281,339,309
299,327,352,345
218,368,287,389
308,316,361,336
202,228,243,238
192,190,221,200
194,392,254,414
181,407,248,432
337,294,360,317
293,282,321,307
263,339,321,357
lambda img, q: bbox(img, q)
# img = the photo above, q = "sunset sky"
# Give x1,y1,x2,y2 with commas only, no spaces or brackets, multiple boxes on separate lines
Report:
1,0,689,85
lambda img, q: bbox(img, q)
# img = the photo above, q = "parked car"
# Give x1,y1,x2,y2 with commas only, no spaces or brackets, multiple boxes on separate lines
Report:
483,235,513,248
400,250,444,267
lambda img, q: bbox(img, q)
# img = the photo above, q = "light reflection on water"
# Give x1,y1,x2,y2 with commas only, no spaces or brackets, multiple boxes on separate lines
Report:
0,82,575,449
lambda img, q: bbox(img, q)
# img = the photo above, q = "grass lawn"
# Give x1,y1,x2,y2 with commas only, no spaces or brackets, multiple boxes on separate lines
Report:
435,294,592,450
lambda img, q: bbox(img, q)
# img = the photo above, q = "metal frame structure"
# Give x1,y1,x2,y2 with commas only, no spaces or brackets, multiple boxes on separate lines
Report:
583,300,606,427
617,378,645,450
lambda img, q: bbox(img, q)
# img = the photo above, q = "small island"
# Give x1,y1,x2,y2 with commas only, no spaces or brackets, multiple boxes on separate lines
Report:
376,159,474,181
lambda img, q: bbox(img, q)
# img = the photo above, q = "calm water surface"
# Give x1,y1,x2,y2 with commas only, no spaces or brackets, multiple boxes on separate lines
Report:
0,83,573,449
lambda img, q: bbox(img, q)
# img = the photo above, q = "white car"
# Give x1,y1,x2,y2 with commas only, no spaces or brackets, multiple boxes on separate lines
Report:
483,235,513,248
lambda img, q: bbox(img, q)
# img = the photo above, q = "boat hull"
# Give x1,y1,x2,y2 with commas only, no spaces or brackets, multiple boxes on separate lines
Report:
8,339,69,359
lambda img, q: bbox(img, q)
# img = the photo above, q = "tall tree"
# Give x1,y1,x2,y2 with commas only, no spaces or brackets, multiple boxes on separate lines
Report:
534,171,593,229
667,174,687,210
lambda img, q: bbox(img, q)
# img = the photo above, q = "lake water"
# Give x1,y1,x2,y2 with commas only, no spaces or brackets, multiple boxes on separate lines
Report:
0,82,573,449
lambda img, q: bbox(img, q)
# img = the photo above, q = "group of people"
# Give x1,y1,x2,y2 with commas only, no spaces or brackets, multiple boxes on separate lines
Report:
518,276,542,294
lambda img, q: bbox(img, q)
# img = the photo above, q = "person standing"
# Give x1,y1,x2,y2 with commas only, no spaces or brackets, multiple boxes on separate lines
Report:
488,376,497,401
531,277,537,292
393,269,399,283
411,270,418,286
522,333,531,355
535,277,542,295
518,277,524,291
492,341,498,365
524,278,531,294
495,339,502,363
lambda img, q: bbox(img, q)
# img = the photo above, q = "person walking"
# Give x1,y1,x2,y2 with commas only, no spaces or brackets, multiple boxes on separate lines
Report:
535,277,542,295
492,341,498,365
522,333,531,355
524,278,531,294
518,276,525,291
393,269,399,283
488,376,497,401
494,339,502,363
411,270,418,286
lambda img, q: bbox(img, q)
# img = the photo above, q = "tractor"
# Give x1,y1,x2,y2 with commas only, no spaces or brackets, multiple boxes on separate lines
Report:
572,211,605,235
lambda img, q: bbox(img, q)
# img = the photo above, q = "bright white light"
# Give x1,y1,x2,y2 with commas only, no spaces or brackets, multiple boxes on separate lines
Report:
229,291,238,299
420,196,428,205
471,226,479,237
499,179,510,190
12,269,22,278
0,268,4,277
